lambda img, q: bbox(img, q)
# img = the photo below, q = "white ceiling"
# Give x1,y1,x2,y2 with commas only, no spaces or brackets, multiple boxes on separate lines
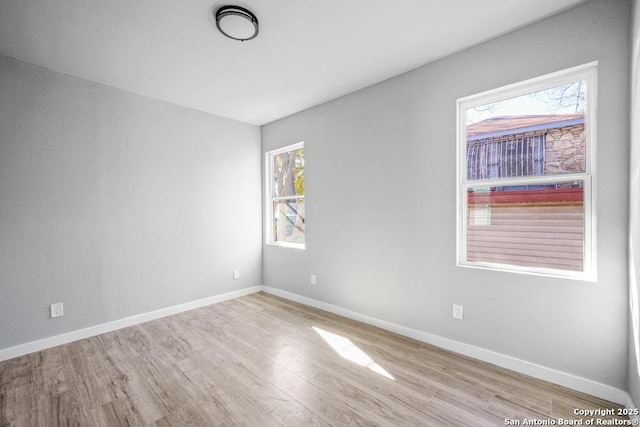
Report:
0,0,588,125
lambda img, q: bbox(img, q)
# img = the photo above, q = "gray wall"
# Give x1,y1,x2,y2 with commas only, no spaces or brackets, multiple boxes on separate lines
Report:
628,0,640,406
0,55,262,349
262,0,630,389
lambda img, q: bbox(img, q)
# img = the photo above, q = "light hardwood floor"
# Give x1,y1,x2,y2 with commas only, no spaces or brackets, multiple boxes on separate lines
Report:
0,292,627,426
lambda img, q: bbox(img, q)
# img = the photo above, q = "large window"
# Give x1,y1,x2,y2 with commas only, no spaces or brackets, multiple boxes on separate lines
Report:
266,142,305,248
457,63,597,280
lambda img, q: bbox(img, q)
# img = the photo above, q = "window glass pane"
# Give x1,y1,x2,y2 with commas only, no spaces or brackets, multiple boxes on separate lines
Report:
274,198,305,244
467,181,584,271
273,149,304,197
466,80,587,180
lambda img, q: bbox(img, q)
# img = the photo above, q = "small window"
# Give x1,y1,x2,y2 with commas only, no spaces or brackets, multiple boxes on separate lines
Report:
266,142,305,248
457,63,596,280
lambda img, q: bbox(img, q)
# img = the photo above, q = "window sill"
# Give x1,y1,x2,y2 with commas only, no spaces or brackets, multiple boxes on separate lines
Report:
457,261,596,282
266,242,306,250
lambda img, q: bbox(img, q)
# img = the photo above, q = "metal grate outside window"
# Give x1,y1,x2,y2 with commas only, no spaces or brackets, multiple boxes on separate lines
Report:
467,134,545,180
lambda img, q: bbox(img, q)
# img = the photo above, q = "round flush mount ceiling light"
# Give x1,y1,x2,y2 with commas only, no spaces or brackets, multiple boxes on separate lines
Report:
214,5,259,41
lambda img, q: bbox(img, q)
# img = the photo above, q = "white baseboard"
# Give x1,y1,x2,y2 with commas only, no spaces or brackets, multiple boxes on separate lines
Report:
625,393,640,421
262,286,629,406
0,286,262,362
1,284,631,408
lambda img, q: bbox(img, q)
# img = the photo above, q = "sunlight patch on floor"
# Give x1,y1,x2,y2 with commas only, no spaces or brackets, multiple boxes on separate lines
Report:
312,326,394,380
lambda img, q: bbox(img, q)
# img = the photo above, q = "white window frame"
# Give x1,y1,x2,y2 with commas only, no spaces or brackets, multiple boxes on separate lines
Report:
265,141,305,249
456,63,597,281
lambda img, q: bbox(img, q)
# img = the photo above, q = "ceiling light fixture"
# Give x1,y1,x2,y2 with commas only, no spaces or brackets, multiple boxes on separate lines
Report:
214,5,259,42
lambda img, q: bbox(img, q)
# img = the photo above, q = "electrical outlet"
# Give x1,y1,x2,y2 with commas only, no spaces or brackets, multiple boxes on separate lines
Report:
233,269,240,280
452,304,464,320
51,303,64,318
310,274,317,286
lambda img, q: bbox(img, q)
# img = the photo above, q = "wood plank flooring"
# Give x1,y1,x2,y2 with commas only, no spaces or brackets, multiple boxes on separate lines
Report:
0,292,627,426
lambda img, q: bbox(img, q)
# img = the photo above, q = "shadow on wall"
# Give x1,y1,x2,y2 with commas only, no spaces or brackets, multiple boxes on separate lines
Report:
631,239,640,374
